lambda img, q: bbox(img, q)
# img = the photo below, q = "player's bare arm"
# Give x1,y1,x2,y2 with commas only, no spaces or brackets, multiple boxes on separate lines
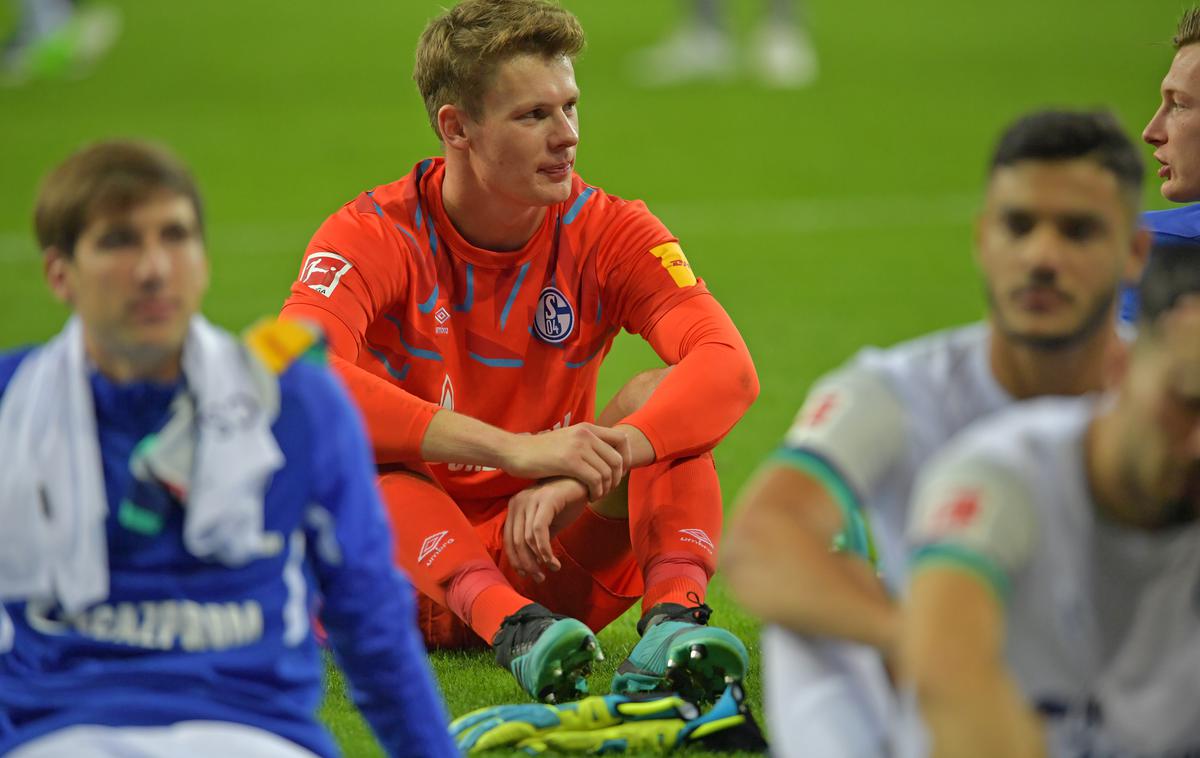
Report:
726,357,911,655
902,567,1046,758
724,465,898,655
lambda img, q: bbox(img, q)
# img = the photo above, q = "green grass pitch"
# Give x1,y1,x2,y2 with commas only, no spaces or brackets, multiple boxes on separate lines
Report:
0,0,1178,754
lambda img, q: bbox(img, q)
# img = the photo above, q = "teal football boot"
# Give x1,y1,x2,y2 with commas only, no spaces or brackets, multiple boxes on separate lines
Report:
611,594,749,703
493,603,604,703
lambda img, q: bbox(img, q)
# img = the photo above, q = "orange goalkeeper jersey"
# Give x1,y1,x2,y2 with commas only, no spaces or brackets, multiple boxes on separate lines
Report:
282,158,708,502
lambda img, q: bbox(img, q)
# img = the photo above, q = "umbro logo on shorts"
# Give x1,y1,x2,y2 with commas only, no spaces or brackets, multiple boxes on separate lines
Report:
678,528,715,554
418,530,456,566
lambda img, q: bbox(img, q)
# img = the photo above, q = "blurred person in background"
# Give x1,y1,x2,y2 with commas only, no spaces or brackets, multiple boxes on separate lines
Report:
723,110,1149,757
0,140,455,758
628,0,818,88
281,0,758,706
1144,6,1200,241
1114,6,1200,325
902,243,1200,757
1,0,119,85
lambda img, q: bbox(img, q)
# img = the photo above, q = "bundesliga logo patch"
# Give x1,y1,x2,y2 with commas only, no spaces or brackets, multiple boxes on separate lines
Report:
300,252,352,297
534,286,575,343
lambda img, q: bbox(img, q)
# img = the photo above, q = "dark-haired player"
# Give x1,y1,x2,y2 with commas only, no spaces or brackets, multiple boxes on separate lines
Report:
724,109,1150,756
903,242,1200,756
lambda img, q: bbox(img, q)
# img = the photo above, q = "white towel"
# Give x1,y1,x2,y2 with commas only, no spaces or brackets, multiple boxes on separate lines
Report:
0,315,285,614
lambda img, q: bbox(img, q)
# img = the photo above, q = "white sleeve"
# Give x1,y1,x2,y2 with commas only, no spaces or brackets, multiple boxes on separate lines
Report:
907,453,1038,595
782,365,908,497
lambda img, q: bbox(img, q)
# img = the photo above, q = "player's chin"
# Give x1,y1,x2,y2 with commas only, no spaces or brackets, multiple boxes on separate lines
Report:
534,174,573,202
1005,321,1083,350
1162,177,1200,204
125,319,190,353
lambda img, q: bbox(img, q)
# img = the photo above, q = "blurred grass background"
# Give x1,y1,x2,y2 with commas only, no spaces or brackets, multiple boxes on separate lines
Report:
0,0,1180,754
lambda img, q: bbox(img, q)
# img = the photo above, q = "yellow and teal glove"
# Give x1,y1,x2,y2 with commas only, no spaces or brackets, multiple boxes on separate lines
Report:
450,683,765,754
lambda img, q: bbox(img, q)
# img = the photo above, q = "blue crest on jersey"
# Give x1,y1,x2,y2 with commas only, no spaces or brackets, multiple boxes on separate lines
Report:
533,286,575,344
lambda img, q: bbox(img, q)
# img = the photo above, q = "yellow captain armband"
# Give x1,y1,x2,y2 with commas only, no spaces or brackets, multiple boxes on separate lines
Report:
243,318,327,374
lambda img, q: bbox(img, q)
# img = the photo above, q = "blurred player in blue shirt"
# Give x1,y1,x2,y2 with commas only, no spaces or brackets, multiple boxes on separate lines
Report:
0,141,456,758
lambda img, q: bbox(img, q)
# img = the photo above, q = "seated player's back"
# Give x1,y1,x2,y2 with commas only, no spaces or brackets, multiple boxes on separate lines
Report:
285,157,707,503
909,395,1200,755
0,347,378,758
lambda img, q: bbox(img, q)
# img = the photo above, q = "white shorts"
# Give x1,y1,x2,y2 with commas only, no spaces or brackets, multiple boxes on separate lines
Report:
8,721,321,758
763,625,899,758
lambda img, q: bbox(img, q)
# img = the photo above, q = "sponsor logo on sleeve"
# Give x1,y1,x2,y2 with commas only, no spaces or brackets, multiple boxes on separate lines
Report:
784,389,845,446
650,242,697,288
533,286,575,343
800,391,841,428
300,252,353,297
927,489,982,536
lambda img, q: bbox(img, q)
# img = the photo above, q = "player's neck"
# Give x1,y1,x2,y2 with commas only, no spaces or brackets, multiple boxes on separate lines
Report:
441,167,545,252
988,323,1115,400
84,333,184,384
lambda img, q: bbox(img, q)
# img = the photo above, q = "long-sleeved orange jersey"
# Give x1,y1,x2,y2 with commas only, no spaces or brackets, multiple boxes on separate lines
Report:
282,158,756,504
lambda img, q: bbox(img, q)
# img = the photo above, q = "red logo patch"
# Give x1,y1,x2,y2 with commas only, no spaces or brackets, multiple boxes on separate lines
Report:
929,490,982,534
801,392,840,428
300,252,352,297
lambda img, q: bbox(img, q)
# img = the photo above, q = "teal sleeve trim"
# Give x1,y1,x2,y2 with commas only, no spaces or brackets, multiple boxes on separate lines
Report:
769,447,878,566
911,543,1010,602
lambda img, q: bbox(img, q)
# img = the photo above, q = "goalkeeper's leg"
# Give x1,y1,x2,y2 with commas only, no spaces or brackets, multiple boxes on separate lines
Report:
613,452,750,701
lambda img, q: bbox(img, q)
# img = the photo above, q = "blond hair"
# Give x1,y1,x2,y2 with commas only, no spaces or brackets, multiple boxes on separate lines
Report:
1175,7,1200,48
414,0,584,140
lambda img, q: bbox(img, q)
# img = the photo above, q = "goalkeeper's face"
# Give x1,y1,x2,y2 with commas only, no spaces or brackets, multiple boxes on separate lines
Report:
460,53,580,209
45,191,209,380
977,159,1141,351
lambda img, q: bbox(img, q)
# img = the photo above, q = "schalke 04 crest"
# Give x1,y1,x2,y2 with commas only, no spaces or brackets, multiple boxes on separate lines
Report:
534,286,575,343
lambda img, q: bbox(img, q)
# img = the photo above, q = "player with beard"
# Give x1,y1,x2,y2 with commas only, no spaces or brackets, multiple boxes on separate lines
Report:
723,110,1149,757
902,243,1200,757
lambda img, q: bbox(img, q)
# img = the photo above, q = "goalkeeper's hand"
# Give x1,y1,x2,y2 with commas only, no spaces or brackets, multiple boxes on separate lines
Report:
449,684,764,755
